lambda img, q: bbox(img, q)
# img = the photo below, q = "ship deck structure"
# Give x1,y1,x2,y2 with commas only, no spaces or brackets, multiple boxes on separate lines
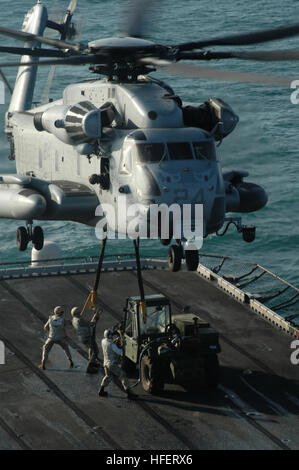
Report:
0,254,298,450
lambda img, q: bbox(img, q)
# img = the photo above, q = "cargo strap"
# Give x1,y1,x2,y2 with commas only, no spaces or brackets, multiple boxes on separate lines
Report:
133,239,147,323
80,236,107,316
80,237,146,321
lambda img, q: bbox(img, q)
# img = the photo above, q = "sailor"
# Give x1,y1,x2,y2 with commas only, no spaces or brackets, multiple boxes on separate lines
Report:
71,306,101,373
98,329,136,400
39,306,73,370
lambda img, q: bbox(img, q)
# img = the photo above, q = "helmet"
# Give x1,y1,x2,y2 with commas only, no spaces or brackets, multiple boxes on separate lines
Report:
104,329,113,338
71,307,81,317
54,306,64,316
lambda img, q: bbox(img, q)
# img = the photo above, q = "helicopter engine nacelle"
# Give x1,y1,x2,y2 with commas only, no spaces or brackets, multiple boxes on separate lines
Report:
33,101,102,146
182,98,239,141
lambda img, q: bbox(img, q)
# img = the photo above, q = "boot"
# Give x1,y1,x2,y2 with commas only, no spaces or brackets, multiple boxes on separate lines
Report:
38,361,45,370
126,389,137,400
86,363,98,374
68,359,74,368
98,387,108,397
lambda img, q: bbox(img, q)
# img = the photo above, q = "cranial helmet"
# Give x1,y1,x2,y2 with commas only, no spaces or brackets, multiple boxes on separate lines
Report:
104,329,113,338
54,306,64,316
71,306,81,317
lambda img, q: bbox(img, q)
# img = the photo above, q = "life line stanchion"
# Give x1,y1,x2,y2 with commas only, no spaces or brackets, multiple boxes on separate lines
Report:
133,238,147,323
80,235,107,317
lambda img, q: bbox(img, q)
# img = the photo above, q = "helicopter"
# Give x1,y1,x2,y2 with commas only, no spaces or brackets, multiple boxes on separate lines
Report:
0,0,298,272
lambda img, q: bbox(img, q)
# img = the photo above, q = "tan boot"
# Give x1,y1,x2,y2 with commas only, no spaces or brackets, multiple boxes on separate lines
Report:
38,361,45,370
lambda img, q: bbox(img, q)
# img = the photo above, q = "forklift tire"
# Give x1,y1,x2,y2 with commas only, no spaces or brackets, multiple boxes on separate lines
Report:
204,355,219,388
168,245,182,272
140,355,164,394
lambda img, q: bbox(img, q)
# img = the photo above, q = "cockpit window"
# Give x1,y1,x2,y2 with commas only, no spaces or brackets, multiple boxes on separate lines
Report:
193,141,216,160
136,143,166,163
167,142,193,160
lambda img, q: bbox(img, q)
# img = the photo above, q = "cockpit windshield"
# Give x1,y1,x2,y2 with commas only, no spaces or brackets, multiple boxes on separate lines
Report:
136,143,165,163
167,142,193,160
139,304,171,336
134,140,216,163
193,141,216,160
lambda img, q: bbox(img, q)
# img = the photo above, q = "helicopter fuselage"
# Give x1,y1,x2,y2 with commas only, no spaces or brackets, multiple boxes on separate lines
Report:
7,79,225,240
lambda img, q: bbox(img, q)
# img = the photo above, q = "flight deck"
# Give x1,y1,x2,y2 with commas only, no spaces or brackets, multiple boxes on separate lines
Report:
0,256,298,450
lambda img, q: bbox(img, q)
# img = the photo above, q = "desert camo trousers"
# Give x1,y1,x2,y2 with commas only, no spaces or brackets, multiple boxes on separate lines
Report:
100,364,129,391
42,338,72,363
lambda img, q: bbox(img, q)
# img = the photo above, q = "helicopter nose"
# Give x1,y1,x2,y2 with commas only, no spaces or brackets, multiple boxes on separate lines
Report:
136,165,161,199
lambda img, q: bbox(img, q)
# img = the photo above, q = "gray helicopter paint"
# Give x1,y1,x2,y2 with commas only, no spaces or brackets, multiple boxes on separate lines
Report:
8,92,225,235
0,184,46,219
105,127,225,236
37,101,102,145
63,80,183,129
0,174,31,185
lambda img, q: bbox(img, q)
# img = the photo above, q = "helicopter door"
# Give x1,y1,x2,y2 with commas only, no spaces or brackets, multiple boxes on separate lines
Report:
123,307,138,363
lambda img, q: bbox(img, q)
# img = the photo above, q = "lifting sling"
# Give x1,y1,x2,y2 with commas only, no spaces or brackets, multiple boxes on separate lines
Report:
80,236,107,316
80,237,146,318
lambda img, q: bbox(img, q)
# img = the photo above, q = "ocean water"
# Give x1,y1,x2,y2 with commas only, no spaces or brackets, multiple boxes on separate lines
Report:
0,0,298,286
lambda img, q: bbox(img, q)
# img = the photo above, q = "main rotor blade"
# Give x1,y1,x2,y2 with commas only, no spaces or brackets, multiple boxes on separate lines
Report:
177,50,299,61
0,54,109,67
119,0,158,38
0,25,83,51
0,46,67,58
175,23,299,51
141,58,292,86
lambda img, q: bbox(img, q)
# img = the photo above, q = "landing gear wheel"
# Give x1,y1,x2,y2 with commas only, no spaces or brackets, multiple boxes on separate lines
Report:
168,245,182,272
204,355,219,389
160,238,171,246
185,249,199,271
140,354,164,394
32,226,44,251
16,226,29,251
